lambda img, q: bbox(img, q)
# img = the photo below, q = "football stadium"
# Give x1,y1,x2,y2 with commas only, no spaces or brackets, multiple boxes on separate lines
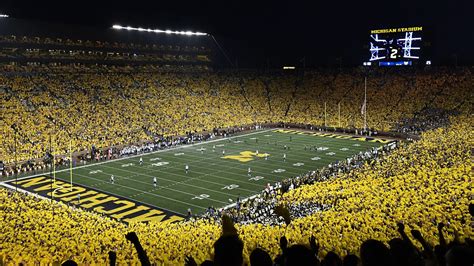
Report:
1,2,473,265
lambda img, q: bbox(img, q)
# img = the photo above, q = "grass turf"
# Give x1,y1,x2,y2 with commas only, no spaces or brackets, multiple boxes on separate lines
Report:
10,129,384,216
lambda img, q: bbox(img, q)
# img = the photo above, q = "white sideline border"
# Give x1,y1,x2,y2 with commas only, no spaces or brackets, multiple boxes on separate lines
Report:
2,183,52,202
1,181,188,216
0,128,274,185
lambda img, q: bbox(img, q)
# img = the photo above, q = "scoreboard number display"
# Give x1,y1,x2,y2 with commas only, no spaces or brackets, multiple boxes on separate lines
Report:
368,26,424,66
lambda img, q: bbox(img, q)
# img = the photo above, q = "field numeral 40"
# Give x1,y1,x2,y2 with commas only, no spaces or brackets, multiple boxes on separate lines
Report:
222,184,239,190
192,194,210,200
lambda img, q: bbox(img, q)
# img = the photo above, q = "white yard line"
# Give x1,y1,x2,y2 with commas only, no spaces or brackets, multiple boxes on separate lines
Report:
98,163,258,193
106,144,287,183
87,147,273,188
0,128,274,185
218,133,378,210
1,128,386,215
0,130,276,214
107,132,359,184
46,172,211,211
163,140,352,172
71,171,229,205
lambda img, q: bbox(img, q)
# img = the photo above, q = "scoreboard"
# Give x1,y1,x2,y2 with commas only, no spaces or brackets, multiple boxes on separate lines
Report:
368,26,424,66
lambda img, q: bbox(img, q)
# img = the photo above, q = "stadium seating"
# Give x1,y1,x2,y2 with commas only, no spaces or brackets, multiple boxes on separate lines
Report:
1,115,472,265
1,66,472,169
0,35,212,65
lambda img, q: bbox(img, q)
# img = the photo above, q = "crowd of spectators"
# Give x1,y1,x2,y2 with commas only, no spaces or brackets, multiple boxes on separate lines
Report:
0,35,211,53
0,31,472,265
1,115,472,265
394,107,461,134
1,65,471,173
0,35,211,66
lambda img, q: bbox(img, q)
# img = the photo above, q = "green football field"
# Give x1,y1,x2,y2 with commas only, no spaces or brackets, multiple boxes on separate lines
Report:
9,129,386,216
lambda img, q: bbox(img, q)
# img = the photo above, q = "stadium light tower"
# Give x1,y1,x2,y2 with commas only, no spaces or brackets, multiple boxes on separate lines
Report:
112,24,208,36
111,24,235,67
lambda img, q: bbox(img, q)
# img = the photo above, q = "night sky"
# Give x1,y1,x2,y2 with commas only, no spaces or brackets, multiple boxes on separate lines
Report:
0,0,473,67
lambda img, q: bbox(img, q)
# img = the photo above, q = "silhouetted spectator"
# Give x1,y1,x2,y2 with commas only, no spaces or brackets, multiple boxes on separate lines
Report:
125,232,151,266
360,239,393,266
213,234,244,266
61,260,78,266
445,245,474,266
284,244,318,266
250,248,273,266
342,254,359,266
321,251,342,266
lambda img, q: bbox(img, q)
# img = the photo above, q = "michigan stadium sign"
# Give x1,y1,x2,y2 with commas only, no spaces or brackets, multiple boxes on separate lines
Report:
370,26,422,34
4,176,184,224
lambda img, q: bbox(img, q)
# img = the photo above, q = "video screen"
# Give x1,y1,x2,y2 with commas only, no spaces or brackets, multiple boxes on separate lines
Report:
369,27,423,65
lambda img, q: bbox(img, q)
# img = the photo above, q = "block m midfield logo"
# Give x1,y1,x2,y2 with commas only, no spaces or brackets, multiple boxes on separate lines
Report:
222,151,268,162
